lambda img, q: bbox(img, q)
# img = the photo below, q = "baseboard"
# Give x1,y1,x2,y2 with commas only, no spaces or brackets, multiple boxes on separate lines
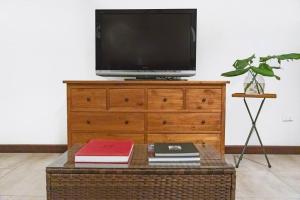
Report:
225,145,300,154
0,144,299,154
0,144,67,153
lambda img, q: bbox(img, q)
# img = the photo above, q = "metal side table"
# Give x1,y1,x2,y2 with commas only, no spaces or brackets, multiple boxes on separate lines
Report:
232,93,277,168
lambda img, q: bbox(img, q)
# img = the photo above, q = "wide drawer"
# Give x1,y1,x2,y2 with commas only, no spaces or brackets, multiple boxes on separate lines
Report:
186,89,222,112
70,88,106,111
148,89,184,110
148,113,221,132
71,132,144,144
148,134,221,152
70,112,145,131
109,89,145,110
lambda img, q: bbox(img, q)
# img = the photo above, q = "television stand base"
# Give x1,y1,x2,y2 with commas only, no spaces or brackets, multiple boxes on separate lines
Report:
125,77,188,81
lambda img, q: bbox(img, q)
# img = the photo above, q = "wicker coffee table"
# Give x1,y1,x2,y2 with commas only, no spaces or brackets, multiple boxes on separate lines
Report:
46,144,235,200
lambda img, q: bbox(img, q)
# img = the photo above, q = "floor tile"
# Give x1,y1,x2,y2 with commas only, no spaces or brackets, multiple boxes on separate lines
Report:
0,154,32,169
0,196,45,200
273,172,300,194
226,154,300,198
0,154,60,196
226,154,300,174
237,198,300,200
227,154,272,171
0,169,11,179
236,170,300,199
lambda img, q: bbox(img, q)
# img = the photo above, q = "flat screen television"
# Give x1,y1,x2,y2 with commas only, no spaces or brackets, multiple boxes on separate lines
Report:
95,9,197,78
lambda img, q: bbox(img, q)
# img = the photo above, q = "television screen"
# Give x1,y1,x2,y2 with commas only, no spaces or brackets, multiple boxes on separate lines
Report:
95,9,197,77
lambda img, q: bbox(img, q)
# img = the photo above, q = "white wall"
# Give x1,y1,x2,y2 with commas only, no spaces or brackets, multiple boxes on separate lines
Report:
0,0,299,145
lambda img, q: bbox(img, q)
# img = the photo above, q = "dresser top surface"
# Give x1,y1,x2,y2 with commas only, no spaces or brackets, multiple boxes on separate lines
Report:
63,80,230,85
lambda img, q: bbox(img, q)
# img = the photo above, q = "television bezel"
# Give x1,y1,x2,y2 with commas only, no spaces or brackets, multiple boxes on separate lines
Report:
95,9,197,77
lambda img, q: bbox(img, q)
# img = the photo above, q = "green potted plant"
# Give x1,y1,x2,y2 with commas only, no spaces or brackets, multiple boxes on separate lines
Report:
221,53,300,94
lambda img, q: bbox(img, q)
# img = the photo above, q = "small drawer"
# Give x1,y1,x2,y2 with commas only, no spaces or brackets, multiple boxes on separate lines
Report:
71,132,144,145
148,113,221,132
70,89,106,111
148,89,184,110
70,112,145,131
148,134,220,152
186,89,222,112
109,89,145,110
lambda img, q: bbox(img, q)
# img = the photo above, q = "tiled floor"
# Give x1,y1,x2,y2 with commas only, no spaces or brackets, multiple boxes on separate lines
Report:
0,153,299,200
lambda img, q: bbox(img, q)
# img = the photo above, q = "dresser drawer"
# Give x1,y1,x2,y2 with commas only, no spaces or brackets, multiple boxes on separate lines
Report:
148,113,221,132
148,89,184,110
148,134,220,152
71,132,144,144
109,89,145,110
70,113,144,131
186,89,222,112
70,89,106,111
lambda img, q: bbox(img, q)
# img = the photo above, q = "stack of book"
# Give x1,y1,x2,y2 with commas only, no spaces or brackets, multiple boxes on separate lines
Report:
148,143,200,166
75,139,134,168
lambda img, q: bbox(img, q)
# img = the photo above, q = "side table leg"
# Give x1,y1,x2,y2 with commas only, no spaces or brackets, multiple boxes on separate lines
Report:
253,126,272,168
236,126,254,168
237,97,271,168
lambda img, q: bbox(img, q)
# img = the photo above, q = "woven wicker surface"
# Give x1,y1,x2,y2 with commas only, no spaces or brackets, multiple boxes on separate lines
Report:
47,144,235,200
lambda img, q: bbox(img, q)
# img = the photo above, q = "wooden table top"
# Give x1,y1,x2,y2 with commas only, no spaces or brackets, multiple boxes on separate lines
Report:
63,80,230,85
232,93,277,99
47,144,234,174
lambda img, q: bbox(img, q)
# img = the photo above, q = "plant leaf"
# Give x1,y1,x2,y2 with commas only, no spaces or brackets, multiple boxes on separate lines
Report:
260,53,300,62
274,75,281,80
277,53,300,60
221,68,250,77
277,59,281,64
260,55,276,62
233,54,255,69
271,66,281,69
251,63,274,77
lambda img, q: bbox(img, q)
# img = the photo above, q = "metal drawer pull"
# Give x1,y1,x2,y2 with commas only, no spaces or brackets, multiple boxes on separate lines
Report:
124,98,129,102
86,120,91,124
86,97,91,102
202,98,206,103
162,120,167,125
124,120,129,125
163,98,167,102
201,120,206,124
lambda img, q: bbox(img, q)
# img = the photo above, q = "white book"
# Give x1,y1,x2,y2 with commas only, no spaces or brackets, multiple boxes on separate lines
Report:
148,157,200,162
75,163,129,168
149,162,200,166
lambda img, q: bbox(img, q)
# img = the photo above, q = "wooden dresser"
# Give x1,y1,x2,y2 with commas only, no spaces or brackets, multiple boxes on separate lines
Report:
64,80,228,154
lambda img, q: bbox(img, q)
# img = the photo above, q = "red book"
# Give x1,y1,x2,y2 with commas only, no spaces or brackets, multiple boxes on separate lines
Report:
75,139,134,163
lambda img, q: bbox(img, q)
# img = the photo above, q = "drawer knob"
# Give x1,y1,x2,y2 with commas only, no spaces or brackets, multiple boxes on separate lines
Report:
124,98,129,102
86,120,91,124
124,120,129,125
86,97,91,102
163,98,167,102
201,120,206,124
202,98,206,103
162,120,167,125
197,106,202,109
